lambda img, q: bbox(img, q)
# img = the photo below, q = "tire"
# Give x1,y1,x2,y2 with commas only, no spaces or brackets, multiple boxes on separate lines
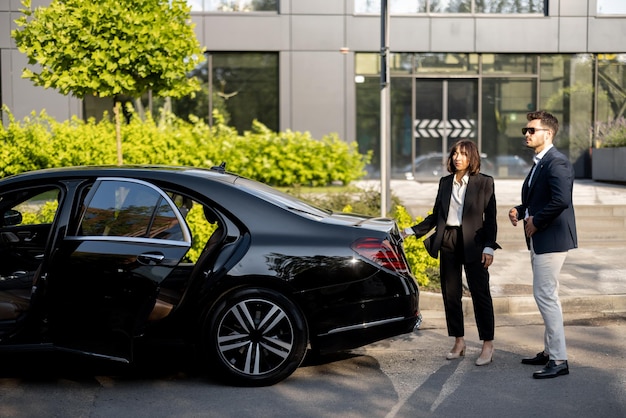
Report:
205,288,308,386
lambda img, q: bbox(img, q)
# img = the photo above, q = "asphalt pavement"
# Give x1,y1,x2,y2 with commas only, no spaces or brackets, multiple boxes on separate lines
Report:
355,178,626,319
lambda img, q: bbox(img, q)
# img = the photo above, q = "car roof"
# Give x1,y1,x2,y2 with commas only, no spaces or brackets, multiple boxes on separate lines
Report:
0,164,335,224
0,165,239,186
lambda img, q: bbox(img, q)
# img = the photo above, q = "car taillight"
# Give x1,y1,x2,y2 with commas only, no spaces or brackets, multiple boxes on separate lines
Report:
351,237,409,273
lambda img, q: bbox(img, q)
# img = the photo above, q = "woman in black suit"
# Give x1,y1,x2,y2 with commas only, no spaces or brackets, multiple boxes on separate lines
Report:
403,139,500,366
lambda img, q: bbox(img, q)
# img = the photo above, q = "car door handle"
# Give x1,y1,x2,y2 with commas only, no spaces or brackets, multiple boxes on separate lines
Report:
23,232,38,242
137,253,165,265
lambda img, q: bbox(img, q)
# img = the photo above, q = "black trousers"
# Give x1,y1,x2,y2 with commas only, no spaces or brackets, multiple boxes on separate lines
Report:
439,226,495,341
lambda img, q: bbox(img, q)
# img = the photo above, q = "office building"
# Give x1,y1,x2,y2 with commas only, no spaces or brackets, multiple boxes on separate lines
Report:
2,1,625,178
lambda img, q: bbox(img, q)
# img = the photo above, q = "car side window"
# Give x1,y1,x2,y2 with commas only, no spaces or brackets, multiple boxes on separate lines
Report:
79,180,184,241
2,188,60,227
0,186,60,284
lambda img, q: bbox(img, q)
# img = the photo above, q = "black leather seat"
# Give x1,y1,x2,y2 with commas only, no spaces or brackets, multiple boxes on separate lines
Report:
148,207,225,322
0,270,35,321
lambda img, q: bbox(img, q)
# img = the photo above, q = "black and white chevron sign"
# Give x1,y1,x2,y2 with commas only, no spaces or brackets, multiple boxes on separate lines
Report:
414,119,476,138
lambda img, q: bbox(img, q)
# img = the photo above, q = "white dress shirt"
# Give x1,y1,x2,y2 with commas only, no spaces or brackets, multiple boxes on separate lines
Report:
446,173,468,227
524,144,553,220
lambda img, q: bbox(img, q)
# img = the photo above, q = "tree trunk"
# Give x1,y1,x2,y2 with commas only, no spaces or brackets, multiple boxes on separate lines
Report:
114,101,123,165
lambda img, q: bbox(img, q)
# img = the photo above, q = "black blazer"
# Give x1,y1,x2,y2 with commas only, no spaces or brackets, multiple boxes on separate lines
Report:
411,173,501,262
514,147,577,254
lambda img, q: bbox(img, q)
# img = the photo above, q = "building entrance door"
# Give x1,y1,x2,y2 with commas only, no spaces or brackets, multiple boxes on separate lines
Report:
407,79,478,180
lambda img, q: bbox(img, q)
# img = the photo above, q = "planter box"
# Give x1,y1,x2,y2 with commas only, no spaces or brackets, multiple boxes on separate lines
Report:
592,147,626,182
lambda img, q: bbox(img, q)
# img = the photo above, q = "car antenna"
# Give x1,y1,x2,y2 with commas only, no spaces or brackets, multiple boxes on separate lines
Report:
211,162,227,173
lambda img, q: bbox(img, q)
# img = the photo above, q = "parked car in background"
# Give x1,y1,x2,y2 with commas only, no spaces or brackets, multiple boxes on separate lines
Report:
494,155,532,177
402,153,495,180
0,165,420,386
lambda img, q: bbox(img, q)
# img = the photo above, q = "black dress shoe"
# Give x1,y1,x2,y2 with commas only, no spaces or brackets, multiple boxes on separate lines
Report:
533,360,569,379
521,351,549,365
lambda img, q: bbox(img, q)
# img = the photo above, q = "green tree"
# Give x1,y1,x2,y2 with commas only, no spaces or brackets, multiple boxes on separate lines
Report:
12,0,203,164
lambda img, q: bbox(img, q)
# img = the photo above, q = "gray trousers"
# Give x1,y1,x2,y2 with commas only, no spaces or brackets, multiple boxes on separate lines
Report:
530,241,568,361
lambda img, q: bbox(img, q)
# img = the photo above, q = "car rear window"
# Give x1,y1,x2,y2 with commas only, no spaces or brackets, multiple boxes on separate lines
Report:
234,177,331,218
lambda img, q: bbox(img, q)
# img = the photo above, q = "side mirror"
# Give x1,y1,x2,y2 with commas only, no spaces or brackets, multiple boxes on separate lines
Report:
3,209,22,226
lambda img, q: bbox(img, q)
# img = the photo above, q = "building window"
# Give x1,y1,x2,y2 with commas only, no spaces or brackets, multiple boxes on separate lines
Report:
431,1,471,13
83,53,279,134
189,0,278,12
482,54,537,74
354,0,545,14
414,53,479,74
475,0,546,14
354,0,425,14
355,52,618,180
595,54,626,127
597,0,626,15
174,52,279,133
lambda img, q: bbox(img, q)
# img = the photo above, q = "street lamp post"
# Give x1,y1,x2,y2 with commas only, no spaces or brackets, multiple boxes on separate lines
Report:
380,0,391,217
206,51,213,127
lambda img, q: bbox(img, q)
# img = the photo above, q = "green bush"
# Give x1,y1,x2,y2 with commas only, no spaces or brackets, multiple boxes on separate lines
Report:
391,205,440,289
184,203,216,263
0,107,370,186
18,200,58,225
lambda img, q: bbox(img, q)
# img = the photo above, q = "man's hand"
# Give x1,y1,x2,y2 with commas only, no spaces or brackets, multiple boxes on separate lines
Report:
525,215,538,237
482,253,493,269
508,208,519,226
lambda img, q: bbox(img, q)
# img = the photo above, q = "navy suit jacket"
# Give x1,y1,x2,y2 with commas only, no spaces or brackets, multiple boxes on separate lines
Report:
514,147,578,254
410,173,501,262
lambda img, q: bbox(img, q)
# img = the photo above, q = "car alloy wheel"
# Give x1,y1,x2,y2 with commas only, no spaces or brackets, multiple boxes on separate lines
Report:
207,288,308,386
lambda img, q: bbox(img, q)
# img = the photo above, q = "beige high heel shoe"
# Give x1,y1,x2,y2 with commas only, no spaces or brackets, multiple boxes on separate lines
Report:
446,345,466,360
475,347,494,366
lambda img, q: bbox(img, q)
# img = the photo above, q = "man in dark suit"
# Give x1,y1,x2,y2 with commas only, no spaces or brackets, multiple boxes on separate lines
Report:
509,110,578,379
404,140,500,366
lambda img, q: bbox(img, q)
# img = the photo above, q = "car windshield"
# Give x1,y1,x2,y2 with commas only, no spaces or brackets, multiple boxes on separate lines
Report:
234,177,332,218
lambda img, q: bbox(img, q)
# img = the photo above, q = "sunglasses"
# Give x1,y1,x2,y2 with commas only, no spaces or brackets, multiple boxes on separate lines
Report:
522,127,550,135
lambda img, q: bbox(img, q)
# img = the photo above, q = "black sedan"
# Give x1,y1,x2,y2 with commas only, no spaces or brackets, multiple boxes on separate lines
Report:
0,165,420,386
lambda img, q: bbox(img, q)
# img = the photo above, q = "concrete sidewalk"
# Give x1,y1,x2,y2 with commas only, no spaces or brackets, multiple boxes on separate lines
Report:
355,179,626,317
419,245,626,318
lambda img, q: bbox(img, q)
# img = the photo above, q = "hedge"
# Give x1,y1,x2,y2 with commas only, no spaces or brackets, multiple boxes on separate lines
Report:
0,107,370,187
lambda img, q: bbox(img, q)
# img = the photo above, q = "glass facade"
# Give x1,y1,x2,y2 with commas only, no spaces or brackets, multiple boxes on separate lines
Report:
595,54,626,145
354,0,546,14
191,52,279,133
356,53,626,179
597,0,626,15
188,0,278,12
474,0,545,13
83,53,279,135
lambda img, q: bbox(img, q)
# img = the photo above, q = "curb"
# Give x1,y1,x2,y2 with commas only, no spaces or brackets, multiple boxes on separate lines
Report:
419,291,626,316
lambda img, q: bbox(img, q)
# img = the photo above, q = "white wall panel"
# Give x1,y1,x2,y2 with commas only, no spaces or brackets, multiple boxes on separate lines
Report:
431,18,475,52
201,15,288,51
290,51,346,139
291,0,344,15
291,16,344,51
558,0,588,16
559,17,589,52
588,17,626,51
475,18,558,52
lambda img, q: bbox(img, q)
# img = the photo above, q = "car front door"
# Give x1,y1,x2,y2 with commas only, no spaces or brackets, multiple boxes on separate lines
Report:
46,178,191,361
0,186,61,337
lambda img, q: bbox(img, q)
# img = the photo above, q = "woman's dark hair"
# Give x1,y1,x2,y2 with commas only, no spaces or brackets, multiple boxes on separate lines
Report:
447,139,481,175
